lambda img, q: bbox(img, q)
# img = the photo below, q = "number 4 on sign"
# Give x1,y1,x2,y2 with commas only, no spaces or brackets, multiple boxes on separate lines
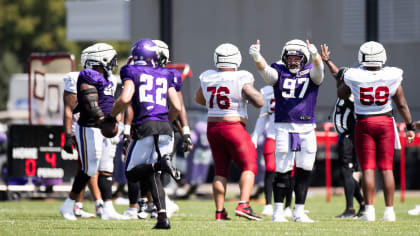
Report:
45,153,56,168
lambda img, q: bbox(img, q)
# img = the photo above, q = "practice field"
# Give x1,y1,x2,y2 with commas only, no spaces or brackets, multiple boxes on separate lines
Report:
0,194,419,235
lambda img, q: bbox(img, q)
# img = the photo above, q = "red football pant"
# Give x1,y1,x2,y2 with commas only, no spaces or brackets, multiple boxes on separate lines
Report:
355,116,395,171
263,137,276,172
207,121,258,178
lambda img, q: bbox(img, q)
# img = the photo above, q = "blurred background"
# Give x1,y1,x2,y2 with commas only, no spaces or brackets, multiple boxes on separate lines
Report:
1,0,420,199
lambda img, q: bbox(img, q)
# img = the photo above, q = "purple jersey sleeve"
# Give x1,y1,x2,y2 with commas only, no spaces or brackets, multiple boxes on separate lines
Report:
168,68,183,92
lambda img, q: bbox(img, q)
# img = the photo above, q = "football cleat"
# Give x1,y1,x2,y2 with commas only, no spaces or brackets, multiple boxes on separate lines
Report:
261,204,273,216
96,203,104,218
272,212,288,222
408,205,420,216
293,212,314,223
101,204,130,220
382,210,396,222
146,203,158,219
356,205,366,218
235,202,261,221
215,208,231,221
60,198,77,221
360,207,375,222
153,218,171,230
137,198,149,219
166,199,179,218
123,208,139,219
335,209,356,219
157,154,181,181
74,206,95,218
283,207,293,218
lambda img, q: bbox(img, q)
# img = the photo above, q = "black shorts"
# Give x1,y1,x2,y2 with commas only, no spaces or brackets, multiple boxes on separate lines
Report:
337,134,360,171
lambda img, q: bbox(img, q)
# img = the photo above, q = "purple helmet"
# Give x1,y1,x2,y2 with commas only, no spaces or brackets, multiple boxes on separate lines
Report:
131,39,159,67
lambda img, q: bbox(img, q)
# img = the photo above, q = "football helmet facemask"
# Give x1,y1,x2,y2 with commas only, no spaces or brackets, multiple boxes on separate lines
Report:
153,40,170,67
281,39,309,74
81,43,117,76
358,41,386,68
214,43,242,69
131,39,159,67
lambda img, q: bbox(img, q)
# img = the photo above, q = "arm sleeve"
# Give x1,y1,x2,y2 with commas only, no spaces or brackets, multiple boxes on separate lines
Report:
309,62,324,85
258,66,278,86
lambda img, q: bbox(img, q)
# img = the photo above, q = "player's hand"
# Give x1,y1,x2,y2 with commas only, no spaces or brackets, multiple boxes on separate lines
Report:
122,134,131,155
414,121,420,129
306,40,318,57
63,133,74,154
407,130,415,144
320,44,330,62
183,134,193,152
249,39,262,62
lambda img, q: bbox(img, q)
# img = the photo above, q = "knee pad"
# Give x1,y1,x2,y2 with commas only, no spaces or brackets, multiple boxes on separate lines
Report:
273,172,291,189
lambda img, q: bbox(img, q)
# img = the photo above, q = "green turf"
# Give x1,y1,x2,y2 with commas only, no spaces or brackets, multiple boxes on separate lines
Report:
0,194,419,235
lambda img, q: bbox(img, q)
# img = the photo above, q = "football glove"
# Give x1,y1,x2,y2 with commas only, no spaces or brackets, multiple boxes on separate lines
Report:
249,40,262,62
122,134,131,155
183,134,193,152
63,133,74,154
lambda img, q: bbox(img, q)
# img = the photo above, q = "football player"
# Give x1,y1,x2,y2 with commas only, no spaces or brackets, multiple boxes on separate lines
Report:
320,44,366,219
63,71,101,218
250,85,295,219
337,41,415,221
109,39,181,229
249,39,324,222
60,43,127,220
195,43,264,221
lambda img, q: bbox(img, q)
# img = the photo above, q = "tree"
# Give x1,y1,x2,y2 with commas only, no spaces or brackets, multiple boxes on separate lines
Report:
0,0,129,110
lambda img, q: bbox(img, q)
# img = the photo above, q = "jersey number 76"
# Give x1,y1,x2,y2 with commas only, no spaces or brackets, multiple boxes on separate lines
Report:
207,86,230,109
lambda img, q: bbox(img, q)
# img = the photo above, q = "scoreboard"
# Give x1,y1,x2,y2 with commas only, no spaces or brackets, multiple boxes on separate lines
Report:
7,124,77,181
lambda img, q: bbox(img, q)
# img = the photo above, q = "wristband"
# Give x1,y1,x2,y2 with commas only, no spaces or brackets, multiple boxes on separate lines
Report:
182,126,191,135
252,53,263,63
406,122,415,131
124,124,131,135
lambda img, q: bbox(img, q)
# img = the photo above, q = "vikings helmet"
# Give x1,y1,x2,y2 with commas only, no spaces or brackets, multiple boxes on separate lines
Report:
281,39,310,74
81,43,117,74
358,41,387,68
214,43,242,69
131,39,159,67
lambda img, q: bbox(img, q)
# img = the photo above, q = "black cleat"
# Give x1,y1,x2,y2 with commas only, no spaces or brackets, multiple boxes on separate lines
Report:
335,209,356,219
153,218,171,229
356,205,366,218
158,154,181,181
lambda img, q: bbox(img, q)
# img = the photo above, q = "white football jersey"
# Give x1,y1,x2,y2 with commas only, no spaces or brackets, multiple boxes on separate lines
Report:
63,72,79,94
260,85,275,125
199,69,254,119
344,66,403,115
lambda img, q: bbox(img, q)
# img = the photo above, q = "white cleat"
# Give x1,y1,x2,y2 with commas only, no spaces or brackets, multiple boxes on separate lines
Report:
166,199,179,218
283,207,293,218
101,205,130,220
382,210,396,222
74,207,95,218
262,205,273,216
408,205,420,216
360,208,375,222
122,208,139,219
293,213,314,223
272,212,288,222
96,204,104,218
60,198,77,221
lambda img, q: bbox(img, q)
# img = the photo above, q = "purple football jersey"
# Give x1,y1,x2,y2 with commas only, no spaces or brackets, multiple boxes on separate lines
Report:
167,68,183,92
120,64,175,126
271,63,319,123
77,69,115,115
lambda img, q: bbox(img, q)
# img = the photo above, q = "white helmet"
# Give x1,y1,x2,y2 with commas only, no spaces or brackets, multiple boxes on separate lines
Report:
358,41,386,68
281,39,310,74
214,43,242,69
81,43,117,73
153,39,170,66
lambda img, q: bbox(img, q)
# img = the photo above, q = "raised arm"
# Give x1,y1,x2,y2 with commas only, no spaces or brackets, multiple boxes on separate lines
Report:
249,40,279,85
307,40,324,85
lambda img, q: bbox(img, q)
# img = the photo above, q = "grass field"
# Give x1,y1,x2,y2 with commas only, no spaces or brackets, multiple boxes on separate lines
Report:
0,193,419,235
